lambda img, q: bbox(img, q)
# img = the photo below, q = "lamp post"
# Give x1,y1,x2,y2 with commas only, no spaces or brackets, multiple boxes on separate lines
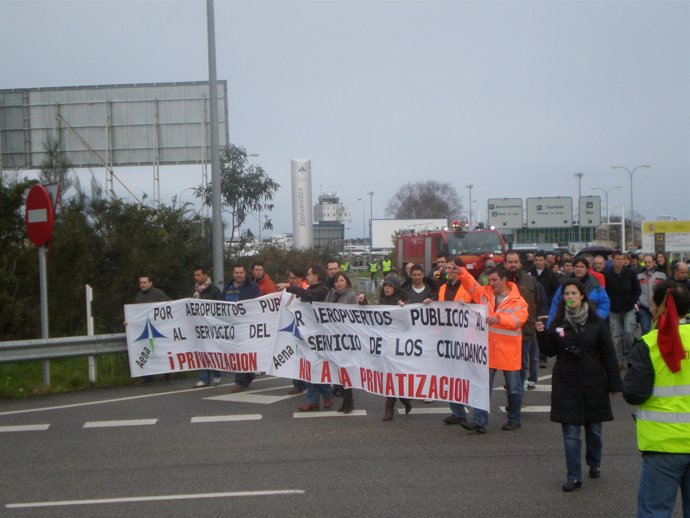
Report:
574,173,583,243
368,192,374,263
611,164,651,250
592,186,622,244
466,184,473,227
357,197,366,252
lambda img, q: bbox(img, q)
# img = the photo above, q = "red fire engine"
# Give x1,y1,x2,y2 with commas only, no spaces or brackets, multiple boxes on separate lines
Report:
396,219,507,278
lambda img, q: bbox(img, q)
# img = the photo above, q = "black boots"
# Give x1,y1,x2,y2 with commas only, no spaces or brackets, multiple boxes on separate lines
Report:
337,389,354,414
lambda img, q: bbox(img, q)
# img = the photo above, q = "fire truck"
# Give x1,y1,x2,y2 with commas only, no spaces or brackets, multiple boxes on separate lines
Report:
395,219,507,278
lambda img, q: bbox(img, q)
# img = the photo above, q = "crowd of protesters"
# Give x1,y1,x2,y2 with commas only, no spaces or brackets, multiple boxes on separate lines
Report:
129,248,690,507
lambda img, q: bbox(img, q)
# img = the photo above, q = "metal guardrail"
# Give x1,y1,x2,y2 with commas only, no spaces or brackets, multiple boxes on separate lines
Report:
0,333,127,363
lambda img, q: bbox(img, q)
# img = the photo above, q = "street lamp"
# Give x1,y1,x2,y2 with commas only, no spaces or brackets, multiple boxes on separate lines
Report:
592,185,622,244
466,184,473,227
574,173,583,242
611,164,651,250
368,192,374,263
357,198,366,250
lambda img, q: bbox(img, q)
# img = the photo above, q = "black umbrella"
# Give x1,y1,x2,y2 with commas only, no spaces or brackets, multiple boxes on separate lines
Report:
576,245,614,257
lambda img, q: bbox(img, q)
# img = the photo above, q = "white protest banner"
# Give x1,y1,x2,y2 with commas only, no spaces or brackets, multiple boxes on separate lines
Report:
269,293,490,411
124,293,282,377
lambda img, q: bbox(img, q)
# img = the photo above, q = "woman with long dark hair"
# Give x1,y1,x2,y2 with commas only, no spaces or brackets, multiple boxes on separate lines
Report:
325,272,358,413
537,279,622,492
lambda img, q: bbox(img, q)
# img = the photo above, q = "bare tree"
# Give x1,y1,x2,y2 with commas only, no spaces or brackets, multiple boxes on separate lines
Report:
385,180,462,220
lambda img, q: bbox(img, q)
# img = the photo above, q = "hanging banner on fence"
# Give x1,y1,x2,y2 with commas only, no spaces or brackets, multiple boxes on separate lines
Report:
124,293,283,377
269,293,490,410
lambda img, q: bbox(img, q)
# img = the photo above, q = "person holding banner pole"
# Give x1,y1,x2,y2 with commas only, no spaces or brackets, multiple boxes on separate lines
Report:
325,272,359,413
450,263,528,433
378,275,413,421
192,266,223,388
285,267,309,395
278,264,332,411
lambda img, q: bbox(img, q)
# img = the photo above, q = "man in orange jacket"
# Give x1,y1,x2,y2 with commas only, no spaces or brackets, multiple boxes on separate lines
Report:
450,263,529,433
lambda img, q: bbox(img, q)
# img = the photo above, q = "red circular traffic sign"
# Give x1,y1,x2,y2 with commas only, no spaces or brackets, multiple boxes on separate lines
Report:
25,184,55,247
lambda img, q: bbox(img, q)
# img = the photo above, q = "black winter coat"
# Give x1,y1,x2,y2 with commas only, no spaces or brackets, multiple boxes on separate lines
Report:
538,312,622,425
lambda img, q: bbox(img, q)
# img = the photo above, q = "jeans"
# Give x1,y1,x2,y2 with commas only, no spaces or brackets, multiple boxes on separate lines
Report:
472,368,522,428
292,379,308,392
637,453,690,518
305,383,333,404
638,306,653,336
609,310,637,365
561,422,603,482
198,370,221,384
234,372,255,387
520,335,540,390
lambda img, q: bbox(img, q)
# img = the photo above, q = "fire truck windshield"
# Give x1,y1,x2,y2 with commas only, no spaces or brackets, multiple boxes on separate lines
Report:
446,231,503,255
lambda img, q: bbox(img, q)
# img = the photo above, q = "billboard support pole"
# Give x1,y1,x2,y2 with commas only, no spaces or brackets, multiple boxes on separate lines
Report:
207,0,224,289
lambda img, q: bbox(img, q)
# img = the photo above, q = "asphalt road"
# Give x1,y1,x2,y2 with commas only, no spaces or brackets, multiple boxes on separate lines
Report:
0,369,682,518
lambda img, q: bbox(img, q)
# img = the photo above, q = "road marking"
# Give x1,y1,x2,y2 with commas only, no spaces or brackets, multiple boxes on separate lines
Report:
0,424,50,433
191,414,262,423
0,376,278,417
499,405,550,413
396,407,447,415
293,410,367,418
83,419,157,428
205,384,297,404
6,489,306,509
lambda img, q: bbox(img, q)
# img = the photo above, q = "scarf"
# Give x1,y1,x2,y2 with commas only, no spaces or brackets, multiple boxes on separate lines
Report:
656,289,684,373
193,278,213,299
565,302,589,332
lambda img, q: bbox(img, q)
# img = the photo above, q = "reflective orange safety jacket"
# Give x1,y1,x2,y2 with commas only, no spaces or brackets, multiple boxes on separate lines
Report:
459,269,528,371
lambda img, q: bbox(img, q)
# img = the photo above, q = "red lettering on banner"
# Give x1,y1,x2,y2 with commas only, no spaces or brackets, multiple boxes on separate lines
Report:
439,376,449,400
338,368,352,389
186,352,196,369
320,362,332,383
385,373,395,396
415,374,427,398
427,375,438,400
177,353,187,369
299,358,312,382
247,353,258,372
365,368,373,391
359,368,367,387
167,352,175,370
375,370,383,394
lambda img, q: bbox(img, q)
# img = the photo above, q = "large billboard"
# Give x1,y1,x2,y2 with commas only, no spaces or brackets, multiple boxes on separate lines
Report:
0,81,229,170
487,198,523,229
642,220,690,252
526,197,573,228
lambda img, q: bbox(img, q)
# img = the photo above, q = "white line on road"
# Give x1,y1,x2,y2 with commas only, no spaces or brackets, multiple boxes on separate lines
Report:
293,410,367,418
0,424,50,433
6,489,306,509
0,376,278,417
499,405,550,413
191,414,262,423
396,407,447,415
83,419,157,428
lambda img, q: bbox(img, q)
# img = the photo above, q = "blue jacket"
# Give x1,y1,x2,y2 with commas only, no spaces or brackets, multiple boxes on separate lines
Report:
546,273,610,328
222,279,260,302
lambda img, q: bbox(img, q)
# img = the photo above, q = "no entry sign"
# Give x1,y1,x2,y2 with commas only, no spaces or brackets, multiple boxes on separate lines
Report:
25,184,56,247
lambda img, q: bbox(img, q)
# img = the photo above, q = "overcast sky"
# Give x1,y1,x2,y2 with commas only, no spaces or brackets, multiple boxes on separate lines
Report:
1,0,688,240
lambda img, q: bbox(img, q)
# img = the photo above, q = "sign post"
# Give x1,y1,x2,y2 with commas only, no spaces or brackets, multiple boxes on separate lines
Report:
25,184,58,386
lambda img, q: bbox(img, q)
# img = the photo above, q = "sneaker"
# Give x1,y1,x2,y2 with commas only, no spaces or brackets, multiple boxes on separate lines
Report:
194,380,208,388
527,381,536,390
562,480,582,492
502,421,521,431
443,415,467,425
589,466,601,479
212,376,222,386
